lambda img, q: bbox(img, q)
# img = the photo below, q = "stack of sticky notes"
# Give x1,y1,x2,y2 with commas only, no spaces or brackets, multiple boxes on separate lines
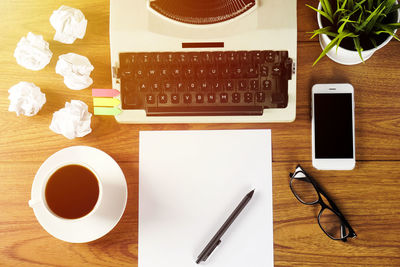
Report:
92,89,121,115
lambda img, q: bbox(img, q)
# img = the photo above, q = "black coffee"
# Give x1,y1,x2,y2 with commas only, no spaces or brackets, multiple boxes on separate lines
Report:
45,164,99,219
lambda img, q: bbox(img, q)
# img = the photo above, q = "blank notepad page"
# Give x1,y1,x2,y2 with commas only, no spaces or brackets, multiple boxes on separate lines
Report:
139,130,273,267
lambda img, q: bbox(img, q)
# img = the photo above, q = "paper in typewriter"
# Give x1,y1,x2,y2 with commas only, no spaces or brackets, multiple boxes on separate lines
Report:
139,130,273,267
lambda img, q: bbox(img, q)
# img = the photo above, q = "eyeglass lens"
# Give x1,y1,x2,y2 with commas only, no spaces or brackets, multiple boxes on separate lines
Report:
290,176,319,204
319,208,348,239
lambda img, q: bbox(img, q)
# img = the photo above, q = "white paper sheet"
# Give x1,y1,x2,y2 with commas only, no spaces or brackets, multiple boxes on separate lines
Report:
139,130,273,267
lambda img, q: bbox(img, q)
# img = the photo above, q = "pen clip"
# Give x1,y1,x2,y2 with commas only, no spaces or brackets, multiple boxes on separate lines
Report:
203,239,221,262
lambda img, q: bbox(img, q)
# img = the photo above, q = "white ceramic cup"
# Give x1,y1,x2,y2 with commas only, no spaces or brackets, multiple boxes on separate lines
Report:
29,162,103,222
29,146,128,243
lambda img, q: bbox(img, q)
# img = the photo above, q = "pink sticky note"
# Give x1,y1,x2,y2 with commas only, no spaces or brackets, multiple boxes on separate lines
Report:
92,89,120,97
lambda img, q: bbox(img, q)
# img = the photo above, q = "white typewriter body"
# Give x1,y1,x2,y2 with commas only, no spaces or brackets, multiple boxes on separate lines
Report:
110,0,297,123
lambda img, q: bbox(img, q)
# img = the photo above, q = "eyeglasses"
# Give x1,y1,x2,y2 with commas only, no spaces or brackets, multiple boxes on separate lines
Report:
289,164,357,242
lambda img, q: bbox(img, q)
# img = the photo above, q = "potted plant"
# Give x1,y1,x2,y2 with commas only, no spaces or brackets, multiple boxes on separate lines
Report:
308,0,400,65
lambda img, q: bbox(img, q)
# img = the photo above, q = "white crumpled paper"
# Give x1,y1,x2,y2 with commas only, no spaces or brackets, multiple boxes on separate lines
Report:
49,100,92,139
14,32,53,71
50,5,87,44
8,82,46,116
55,53,94,90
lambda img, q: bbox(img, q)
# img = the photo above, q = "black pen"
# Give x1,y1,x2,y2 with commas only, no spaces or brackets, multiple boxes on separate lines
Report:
196,189,255,264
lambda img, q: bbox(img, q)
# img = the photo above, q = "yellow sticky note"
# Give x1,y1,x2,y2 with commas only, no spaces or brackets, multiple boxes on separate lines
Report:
93,97,120,107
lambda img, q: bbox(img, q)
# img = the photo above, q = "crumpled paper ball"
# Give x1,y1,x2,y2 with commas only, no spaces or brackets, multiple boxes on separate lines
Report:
14,32,53,71
8,82,46,116
55,53,94,90
50,5,87,44
49,100,92,139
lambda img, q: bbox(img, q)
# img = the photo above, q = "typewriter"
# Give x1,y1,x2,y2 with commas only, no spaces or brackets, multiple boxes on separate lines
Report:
110,0,297,123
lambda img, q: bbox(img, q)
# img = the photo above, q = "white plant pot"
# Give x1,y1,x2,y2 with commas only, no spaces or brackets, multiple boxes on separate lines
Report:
317,2,400,65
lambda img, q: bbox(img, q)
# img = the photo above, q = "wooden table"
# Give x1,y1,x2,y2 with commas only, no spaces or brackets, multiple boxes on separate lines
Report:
1,0,399,266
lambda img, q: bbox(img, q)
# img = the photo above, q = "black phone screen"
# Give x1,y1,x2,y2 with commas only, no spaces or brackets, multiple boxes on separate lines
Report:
314,93,354,159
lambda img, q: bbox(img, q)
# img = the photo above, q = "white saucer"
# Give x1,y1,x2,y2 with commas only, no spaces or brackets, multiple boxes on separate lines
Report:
30,146,128,243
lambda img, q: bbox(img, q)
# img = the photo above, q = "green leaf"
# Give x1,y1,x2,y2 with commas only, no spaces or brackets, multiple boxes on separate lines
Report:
313,34,340,66
338,17,356,33
340,0,348,10
374,30,400,41
386,23,400,28
320,0,334,19
369,36,378,47
312,30,357,66
365,5,387,33
354,2,385,33
375,24,400,40
357,9,364,24
333,8,348,18
306,4,334,24
368,0,373,10
390,4,400,13
348,0,354,10
353,37,364,62
308,26,338,39
381,0,396,15
354,0,368,13
335,31,359,53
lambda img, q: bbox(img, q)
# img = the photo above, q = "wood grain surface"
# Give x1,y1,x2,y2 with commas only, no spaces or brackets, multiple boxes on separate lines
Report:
0,0,399,266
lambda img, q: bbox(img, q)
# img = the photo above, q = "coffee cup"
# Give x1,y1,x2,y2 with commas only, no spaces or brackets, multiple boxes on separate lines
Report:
29,146,127,243
29,162,103,221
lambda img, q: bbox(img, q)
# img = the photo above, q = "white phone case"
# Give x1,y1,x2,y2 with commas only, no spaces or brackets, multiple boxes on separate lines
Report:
311,83,356,170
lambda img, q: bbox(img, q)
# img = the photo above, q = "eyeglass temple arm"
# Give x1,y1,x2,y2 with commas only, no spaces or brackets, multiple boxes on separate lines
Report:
315,185,341,213
340,225,348,242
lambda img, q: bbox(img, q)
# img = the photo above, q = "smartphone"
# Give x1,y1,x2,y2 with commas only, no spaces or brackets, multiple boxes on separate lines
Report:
311,83,356,170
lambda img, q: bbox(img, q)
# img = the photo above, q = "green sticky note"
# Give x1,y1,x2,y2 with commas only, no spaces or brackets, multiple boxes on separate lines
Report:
94,107,122,116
